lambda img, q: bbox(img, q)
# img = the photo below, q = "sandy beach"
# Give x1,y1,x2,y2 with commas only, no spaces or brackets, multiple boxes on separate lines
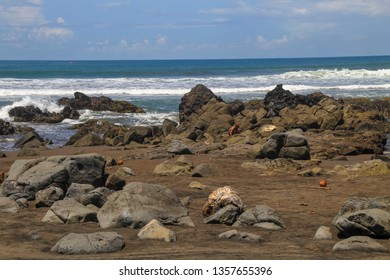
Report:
1,143,389,260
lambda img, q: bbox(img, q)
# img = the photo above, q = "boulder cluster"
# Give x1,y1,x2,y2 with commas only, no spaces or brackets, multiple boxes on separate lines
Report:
81,83,388,160
2,84,389,160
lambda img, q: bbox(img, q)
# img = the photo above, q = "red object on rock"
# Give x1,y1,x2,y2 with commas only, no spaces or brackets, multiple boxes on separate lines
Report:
229,124,239,136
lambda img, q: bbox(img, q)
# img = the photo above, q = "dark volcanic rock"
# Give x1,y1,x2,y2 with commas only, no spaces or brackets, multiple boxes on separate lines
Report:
179,84,223,123
58,92,145,113
13,130,45,149
8,105,79,123
264,84,328,116
257,130,310,160
0,119,15,135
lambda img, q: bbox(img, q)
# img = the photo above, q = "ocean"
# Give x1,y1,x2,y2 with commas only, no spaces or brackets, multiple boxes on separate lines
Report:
1,56,390,151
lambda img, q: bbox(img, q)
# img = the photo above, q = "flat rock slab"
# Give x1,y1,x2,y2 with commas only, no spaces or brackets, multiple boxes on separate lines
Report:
333,236,388,253
137,219,176,243
51,232,125,254
0,197,20,213
42,198,98,224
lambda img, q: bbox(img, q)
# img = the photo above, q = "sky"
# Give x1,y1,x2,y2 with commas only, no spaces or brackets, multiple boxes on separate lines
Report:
0,0,390,60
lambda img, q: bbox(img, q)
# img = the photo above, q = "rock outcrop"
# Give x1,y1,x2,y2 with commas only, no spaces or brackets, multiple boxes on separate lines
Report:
8,105,79,123
57,91,145,113
179,84,223,124
0,119,15,135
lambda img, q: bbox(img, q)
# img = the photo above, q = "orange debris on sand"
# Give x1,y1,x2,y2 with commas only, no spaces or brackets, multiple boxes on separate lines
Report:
319,179,327,187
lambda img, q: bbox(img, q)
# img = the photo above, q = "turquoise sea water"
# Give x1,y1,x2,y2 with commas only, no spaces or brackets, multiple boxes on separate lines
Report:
1,56,390,150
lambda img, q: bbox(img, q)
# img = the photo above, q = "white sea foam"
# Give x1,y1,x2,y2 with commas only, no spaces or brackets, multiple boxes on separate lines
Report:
1,68,390,98
0,96,64,120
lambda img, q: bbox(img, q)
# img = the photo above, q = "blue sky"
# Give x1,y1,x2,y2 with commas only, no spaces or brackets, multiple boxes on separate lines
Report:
1,0,390,59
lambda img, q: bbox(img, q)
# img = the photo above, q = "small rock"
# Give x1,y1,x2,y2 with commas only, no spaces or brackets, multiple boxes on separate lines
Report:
81,187,111,208
0,197,20,213
189,181,208,190
253,222,283,230
65,183,95,202
218,230,264,243
313,226,332,240
218,230,238,239
25,230,41,240
35,186,64,208
179,196,191,207
191,163,219,177
16,198,29,209
153,155,194,176
167,140,193,155
204,204,241,225
105,167,135,191
137,219,176,243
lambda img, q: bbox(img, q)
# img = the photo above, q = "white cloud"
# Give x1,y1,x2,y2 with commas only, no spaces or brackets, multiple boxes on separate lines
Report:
0,1,75,45
257,35,288,48
316,0,390,16
0,5,46,26
30,27,73,40
57,17,65,24
27,0,44,5
99,1,132,8
156,34,167,45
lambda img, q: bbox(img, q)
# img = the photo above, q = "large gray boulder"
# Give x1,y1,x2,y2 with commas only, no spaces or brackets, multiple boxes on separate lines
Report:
332,196,390,238
97,182,191,229
51,232,125,254
1,153,105,199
